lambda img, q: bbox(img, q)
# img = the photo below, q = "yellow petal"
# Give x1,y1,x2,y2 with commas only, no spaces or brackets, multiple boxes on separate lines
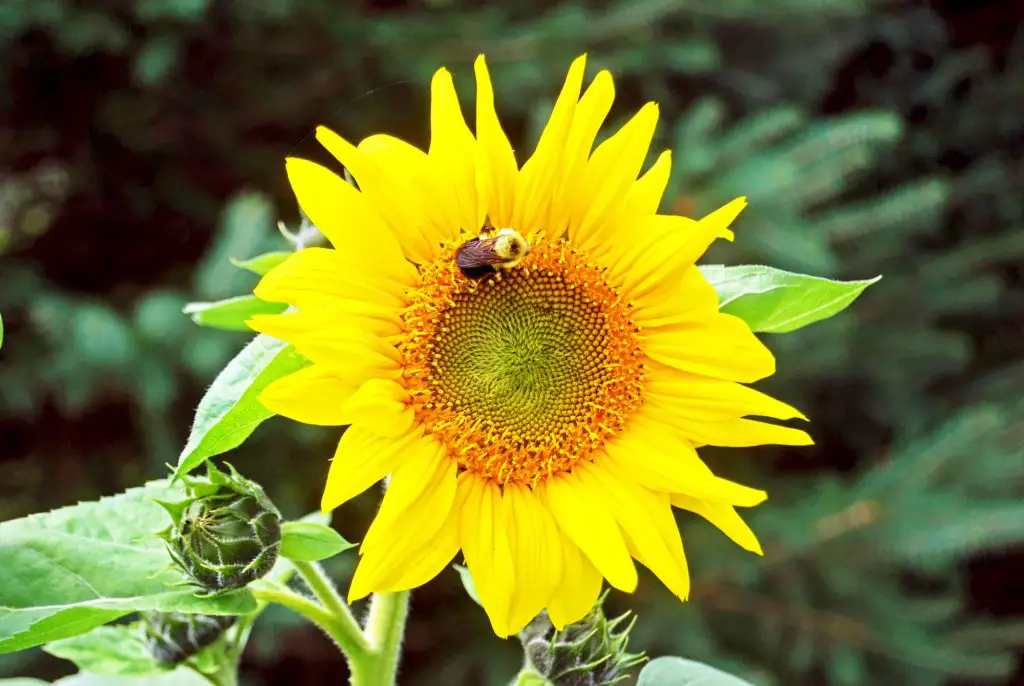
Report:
254,247,407,310
545,69,615,234
283,158,416,286
698,196,747,244
321,426,420,512
608,214,697,294
514,54,586,235
504,484,563,633
610,198,745,300
248,305,401,341
252,317,401,378
546,534,603,630
603,418,767,506
675,416,814,448
358,134,459,261
316,126,438,264
625,149,672,217
588,462,690,600
459,474,516,636
643,312,776,383
340,378,413,437
349,441,460,598
630,265,720,329
387,511,462,592
644,367,807,422
429,67,479,233
474,56,518,228
359,439,451,554
542,468,637,593
671,493,763,554
571,102,660,255
258,365,358,426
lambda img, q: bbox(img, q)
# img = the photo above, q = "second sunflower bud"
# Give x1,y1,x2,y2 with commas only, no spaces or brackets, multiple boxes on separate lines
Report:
158,462,282,592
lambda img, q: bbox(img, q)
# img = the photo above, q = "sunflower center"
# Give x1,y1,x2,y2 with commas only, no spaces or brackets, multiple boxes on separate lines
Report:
400,239,644,486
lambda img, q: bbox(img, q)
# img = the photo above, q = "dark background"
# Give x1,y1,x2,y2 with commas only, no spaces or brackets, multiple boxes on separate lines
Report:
1,0,1023,684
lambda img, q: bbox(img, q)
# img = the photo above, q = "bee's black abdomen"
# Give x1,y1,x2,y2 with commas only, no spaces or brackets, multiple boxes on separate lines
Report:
459,263,498,279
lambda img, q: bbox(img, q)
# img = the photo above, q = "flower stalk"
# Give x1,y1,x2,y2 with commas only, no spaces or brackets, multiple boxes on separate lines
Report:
361,591,411,686
252,579,410,686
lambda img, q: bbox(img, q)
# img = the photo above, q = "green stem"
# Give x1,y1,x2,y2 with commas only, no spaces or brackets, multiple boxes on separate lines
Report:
251,585,369,662
293,560,366,651
187,661,236,686
511,669,554,686
362,591,411,686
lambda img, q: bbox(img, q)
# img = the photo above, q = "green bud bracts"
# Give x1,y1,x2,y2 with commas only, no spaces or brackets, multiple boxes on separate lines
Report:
158,462,281,592
519,594,645,686
141,612,237,665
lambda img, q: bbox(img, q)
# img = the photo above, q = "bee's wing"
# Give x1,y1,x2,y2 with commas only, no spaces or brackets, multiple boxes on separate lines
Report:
456,238,504,269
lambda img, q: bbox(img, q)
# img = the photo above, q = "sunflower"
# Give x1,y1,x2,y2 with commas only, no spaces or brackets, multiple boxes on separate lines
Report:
250,54,811,637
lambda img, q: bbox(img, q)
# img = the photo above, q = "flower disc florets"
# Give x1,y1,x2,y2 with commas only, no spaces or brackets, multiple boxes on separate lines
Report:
401,238,645,486
158,463,281,592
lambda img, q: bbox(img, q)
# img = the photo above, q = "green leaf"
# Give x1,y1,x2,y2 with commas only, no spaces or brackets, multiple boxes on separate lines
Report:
44,626,165,677
279,522,354,562
0,680,50,685
0,311,4,350
55,668,210,685
253,512,333,590
454,564,481,606
699,265,880,333
174,335,309,479
182,296,286,332
230,251,291,276
638,657,754,685
0,482,256,654
133,36,179,87
511,670,554,686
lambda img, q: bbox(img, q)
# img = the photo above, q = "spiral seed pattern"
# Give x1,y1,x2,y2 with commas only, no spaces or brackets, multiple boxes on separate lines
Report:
400,238,645,486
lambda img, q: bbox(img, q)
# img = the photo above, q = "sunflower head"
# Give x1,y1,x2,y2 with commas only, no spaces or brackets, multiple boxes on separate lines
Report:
250,54,811,637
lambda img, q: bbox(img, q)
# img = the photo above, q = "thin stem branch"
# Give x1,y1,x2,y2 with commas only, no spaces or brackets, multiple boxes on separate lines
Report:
293,560,368,653
251,586,369,663
363,591,411,686
186,665,220,686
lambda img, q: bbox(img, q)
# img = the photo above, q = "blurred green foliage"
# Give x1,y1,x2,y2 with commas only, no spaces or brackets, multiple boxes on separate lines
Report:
1,0,1022,684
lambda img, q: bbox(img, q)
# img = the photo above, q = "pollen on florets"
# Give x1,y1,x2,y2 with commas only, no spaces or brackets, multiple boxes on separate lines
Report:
400,238,645,487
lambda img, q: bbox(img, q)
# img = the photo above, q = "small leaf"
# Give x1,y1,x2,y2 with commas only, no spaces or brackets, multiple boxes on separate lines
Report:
230,251,292,276
133,36,179,87
279,522,354,562
638,657,754,685
0,482,256,654
44,626,166,677
512,671,554,686
182,296,287,332
699,265,880,333
174,335,309,479
55,667,211,685
0,312,4,350
454,564,481,606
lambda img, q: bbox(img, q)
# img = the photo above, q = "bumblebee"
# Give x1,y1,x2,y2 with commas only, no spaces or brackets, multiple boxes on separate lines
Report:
455,221,531,279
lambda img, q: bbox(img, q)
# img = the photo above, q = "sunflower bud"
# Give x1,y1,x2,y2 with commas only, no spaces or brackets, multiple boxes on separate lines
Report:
519,594,645,686
158,462,281,592
141,612,237,665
